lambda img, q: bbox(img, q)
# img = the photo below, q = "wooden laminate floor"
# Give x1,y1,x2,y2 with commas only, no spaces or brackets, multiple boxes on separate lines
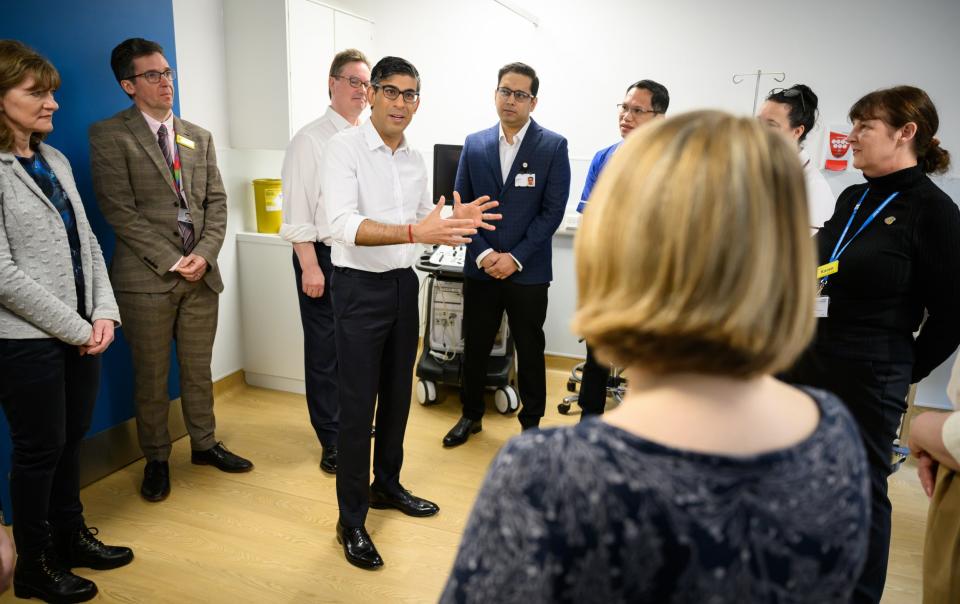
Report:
1,368,930,603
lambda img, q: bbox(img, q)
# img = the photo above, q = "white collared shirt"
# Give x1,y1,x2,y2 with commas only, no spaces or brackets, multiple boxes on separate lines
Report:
322,119,432,272
498,119,531,184
141,111,175,161
280,106,354,245
476,119,531,271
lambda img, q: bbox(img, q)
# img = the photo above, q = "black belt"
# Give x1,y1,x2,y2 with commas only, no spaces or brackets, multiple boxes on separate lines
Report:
334,266,413,280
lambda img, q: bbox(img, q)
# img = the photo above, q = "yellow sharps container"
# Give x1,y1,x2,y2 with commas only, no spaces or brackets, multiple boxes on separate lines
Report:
253,178,283,233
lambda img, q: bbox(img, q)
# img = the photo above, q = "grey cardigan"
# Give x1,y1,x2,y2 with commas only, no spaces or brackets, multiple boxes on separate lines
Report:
0,143,120,345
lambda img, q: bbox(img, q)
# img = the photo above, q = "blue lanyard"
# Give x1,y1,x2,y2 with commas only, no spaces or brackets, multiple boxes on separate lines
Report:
820,188,899,287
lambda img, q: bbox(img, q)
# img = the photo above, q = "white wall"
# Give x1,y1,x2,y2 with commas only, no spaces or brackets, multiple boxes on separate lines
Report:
172,0,242,380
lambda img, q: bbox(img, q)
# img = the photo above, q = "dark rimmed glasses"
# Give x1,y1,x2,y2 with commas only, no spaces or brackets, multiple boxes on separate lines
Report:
374,84,419,104
497,87,534,102
332,74,370,90
126,69,176,84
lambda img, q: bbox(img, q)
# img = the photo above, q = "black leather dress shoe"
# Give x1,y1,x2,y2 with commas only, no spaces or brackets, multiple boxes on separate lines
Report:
336,521,383,569
56,525,134,570
369,485,440,517
191,442,254,473
442,417,482,448
141,460,170,502
14,548,98,603
320,445,337,474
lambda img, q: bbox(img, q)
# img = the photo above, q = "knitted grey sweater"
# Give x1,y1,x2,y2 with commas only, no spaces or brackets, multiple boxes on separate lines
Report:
0,143,119,345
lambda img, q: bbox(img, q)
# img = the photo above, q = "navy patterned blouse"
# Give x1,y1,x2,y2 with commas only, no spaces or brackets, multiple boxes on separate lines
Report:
17,152,85,315
442,387,869,603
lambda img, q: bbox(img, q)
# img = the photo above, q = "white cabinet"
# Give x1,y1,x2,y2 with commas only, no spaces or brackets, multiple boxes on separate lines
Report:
224,0,374,150
236,232,307,392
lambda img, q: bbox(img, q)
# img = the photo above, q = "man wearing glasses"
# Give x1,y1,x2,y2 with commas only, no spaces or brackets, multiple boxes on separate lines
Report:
280,49,371,475
89,38,252,504
576,79,669,418
443,62,571,447
322,56,500,569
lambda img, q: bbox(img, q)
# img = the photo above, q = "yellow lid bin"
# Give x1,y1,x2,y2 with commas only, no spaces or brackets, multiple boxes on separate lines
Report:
252,178,283,234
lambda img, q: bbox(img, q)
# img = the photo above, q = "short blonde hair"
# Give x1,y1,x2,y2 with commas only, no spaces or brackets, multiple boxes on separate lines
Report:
573,110,815,378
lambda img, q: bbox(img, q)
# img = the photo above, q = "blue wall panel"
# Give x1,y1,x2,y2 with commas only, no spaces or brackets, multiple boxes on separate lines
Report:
0,0,183,521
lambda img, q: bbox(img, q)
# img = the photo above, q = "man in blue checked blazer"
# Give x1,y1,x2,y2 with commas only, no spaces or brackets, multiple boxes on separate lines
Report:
443,62,571,447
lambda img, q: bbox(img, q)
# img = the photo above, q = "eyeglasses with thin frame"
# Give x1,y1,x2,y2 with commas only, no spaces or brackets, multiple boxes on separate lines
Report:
768,87,806,114
126,69,176,84
332,74,370,90
497,87,534,102
374,84,419,104
617,104,660,118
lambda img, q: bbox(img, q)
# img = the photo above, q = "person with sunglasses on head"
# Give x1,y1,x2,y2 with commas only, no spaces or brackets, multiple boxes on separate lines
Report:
575,79,668,420
89,38,253,505
0,39,132,603
780,85,960,603
443,62,571,447
280,49,371,476
759,84,835,232
321,56,500,569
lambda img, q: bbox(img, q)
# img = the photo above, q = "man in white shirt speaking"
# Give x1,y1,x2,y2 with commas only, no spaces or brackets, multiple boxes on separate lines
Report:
279,49,371,475
321,56,500,570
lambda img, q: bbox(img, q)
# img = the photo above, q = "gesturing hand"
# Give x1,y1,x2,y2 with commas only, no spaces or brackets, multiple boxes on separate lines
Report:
450,191,501,230
412,199,479,246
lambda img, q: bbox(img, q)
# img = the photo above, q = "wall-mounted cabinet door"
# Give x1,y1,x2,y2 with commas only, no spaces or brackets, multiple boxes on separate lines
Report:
224,0,373,149
287,0,336,136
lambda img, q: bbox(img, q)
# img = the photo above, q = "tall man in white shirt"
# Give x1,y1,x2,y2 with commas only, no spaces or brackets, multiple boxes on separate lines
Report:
280,49,370,474
322,56,500,569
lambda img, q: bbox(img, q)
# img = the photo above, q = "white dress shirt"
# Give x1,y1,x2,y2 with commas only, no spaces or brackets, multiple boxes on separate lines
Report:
322,119,432,272
475,120,531,270
280,106,353,246
801,149,837,232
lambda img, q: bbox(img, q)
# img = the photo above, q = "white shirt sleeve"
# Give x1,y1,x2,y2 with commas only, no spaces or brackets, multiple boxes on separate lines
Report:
323,135,366,247
280,132,320,243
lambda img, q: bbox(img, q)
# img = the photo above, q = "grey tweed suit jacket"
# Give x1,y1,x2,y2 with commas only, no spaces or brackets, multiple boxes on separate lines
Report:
0,143,120,345
89,105,227,294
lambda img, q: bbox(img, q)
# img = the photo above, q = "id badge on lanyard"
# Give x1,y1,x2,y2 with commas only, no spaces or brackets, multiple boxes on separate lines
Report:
815,188,899,317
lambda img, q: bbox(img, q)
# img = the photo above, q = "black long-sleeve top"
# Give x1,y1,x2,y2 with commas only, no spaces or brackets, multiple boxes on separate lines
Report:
813,165,960,383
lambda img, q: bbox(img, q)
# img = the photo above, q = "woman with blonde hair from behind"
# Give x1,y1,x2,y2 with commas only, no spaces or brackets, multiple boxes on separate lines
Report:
441,111,870,603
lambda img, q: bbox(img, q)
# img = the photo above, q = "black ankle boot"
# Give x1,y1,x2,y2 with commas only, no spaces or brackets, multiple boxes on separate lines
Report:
13,548,98,603
56,524,134,570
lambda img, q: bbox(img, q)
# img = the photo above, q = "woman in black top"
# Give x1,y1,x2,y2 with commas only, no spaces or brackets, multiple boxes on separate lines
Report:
783,85,960,604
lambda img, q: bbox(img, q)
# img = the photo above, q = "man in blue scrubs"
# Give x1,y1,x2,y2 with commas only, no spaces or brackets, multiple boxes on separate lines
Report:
577,79,669,417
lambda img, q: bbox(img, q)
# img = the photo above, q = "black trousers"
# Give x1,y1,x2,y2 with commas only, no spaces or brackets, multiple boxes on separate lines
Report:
292,243,338,448
578,344,610,416
0,338,98,557
330,267,418,528
781,348,911,604
461,277,548,428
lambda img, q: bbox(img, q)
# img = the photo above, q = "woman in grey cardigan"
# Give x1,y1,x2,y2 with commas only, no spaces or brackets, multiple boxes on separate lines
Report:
0,40,133,603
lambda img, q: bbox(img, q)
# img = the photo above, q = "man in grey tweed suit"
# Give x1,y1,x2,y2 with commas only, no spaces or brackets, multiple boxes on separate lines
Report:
89,38,252,503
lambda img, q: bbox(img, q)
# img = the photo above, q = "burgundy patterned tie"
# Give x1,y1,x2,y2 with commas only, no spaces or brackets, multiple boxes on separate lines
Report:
157,124,195,254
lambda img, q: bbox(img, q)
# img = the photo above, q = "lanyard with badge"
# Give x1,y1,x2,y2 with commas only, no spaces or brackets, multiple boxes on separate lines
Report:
815,188,899,317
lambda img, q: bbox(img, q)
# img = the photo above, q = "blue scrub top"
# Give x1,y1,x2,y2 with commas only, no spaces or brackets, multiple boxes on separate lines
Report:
577,141,622,213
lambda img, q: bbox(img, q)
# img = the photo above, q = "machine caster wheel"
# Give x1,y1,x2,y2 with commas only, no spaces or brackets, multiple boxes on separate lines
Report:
494,386,519,415
566,379,577,393
558,402,571,415
416,379,438,405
